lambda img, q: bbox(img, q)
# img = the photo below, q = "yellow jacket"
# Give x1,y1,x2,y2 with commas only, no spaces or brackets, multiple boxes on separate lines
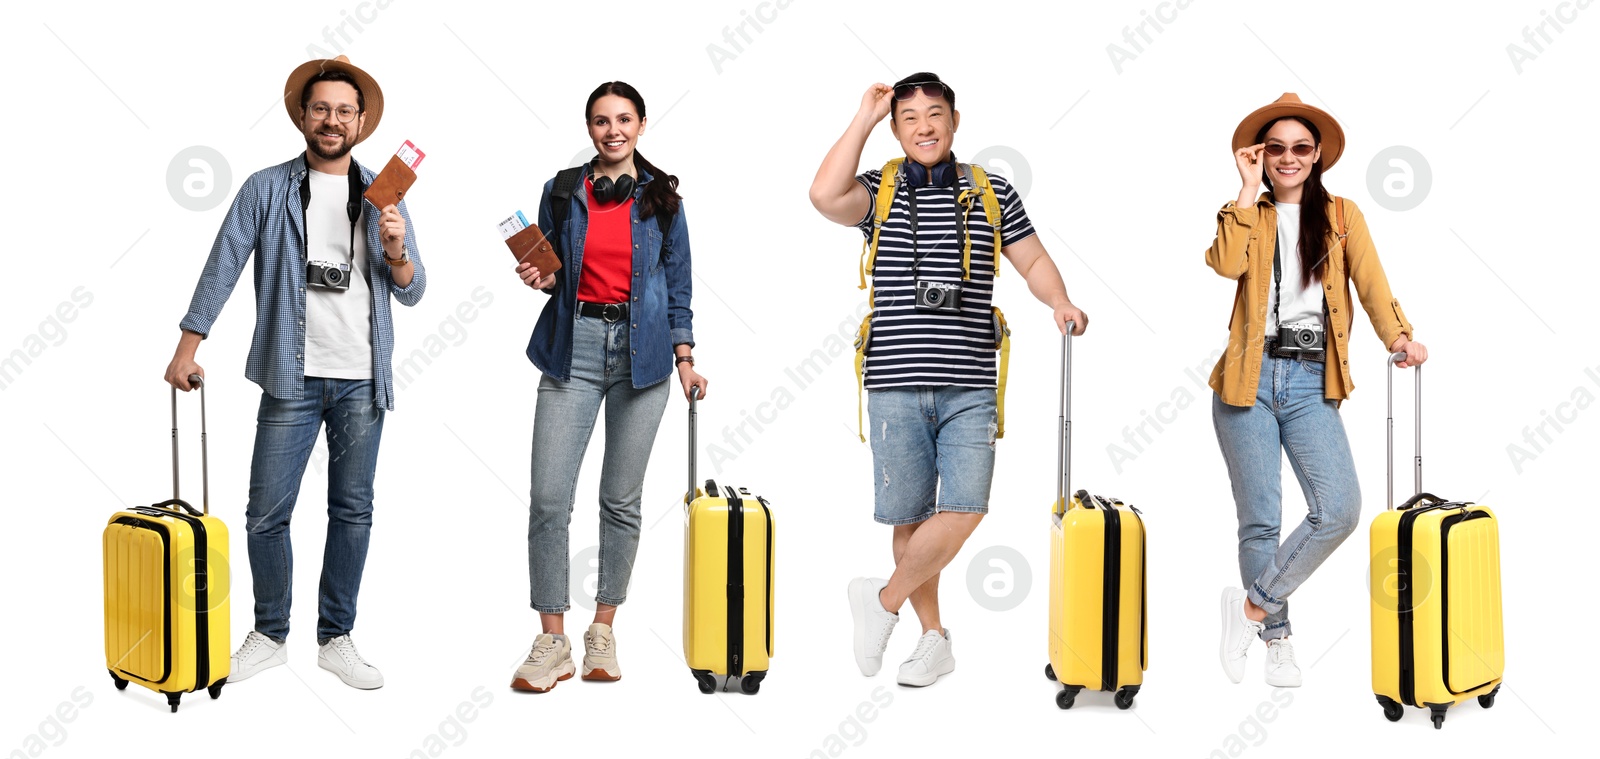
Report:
1206,193,1414,407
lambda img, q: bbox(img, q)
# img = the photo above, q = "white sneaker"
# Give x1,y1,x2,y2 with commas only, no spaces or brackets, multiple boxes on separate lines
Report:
897,629,955,687
317,634,383,690
582,623,621,681
1219,587,1265,684
511,633,575,692
847,577,899,677
228,631,286,683
1264,638,1302,687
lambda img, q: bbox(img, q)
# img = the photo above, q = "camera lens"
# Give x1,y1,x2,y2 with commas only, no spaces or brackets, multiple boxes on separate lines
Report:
925,287,943,306
325,268,343,286
1296,330,1315,347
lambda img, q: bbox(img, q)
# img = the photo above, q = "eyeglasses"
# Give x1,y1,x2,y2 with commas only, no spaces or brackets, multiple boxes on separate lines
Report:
306,102,361,124
1263,143,1316,158
893,81,951,102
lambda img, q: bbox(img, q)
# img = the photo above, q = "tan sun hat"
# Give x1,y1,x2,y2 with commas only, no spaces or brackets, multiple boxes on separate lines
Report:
283,55,384,145
1232,93,1344,170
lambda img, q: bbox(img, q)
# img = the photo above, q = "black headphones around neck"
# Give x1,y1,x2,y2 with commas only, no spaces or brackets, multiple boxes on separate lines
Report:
902,154,959,187
589,159,636,204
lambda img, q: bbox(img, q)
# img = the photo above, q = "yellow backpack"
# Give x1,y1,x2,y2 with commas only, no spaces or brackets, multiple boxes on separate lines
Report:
852,158,1012,442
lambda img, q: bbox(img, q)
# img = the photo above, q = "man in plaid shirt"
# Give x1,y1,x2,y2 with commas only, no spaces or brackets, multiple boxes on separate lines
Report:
163,56,426,691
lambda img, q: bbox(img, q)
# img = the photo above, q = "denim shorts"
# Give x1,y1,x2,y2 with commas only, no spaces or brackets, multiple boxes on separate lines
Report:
866,386,998,525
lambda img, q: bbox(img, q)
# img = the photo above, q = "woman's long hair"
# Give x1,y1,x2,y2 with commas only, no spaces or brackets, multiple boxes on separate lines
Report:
585,81,681,222
1256,116,1331,288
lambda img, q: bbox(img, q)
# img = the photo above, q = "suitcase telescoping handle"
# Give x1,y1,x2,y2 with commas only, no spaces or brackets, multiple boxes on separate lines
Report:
168,374,209,516
1054,322,1076,517
687,384,700,507
1385,352,1420,510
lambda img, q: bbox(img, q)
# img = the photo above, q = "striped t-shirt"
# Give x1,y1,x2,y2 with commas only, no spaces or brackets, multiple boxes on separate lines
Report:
854,164,1035,389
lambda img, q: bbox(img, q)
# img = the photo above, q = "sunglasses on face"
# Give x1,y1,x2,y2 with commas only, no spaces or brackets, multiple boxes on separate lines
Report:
1263,143,1316,158
893,81,950,102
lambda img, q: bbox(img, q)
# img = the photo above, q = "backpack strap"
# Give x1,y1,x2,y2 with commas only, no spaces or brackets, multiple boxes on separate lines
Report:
853,312,873,442
549,166,585,247
860,158,903,290
1334,195,1347,242
992,306,1011,439
957,163,1004,279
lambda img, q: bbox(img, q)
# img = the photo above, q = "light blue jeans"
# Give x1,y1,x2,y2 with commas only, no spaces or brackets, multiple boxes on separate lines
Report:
244,378,385,645
1212,353,1361,641
528,313,670,613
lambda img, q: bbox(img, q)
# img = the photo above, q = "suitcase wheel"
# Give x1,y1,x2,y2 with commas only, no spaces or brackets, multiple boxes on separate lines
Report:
739,670,766,695
108,670,128,691
1429,704,1448,730
1114,687,1137,710
166,692,181,713
1044,663,1056,682
208,680,225,700
1055,686,1079,710
692,670,717,694
1377,695,1403,722
1478,685,1499,709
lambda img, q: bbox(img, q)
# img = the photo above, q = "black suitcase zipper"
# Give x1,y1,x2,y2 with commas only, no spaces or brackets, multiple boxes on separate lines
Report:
1099,497,1122,692
724,487,745,677
757,496,774,657
1395,500,1457,707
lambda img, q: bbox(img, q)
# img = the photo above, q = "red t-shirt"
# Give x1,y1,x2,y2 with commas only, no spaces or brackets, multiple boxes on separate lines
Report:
576,176,634,304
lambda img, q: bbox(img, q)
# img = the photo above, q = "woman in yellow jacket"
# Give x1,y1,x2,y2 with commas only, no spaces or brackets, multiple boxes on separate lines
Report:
1206,94,1428,688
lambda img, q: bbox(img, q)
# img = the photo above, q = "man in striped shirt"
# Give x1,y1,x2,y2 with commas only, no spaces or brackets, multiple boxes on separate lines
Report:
162,57,426,691
811,73,1089,687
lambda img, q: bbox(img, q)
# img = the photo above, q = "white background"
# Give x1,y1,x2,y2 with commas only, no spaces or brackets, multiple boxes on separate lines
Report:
1,0,1593,756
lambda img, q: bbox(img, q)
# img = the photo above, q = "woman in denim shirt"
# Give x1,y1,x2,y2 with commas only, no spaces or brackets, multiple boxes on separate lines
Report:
509,81,707,692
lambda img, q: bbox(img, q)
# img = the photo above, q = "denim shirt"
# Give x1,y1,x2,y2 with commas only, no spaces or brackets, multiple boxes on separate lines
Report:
526,164,694,388
178,153,427,410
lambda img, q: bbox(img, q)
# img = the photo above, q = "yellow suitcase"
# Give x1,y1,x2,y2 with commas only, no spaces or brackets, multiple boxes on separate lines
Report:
1370,357,1503,729
1044,328,1148,710
682,387,774,694
103,376,231,712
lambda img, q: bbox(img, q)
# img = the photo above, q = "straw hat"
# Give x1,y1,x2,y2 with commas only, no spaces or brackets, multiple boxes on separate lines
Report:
1231,93,1344,170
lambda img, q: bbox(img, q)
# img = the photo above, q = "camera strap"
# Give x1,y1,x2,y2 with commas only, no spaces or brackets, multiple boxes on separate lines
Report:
298,161,363,266
901,177,967,279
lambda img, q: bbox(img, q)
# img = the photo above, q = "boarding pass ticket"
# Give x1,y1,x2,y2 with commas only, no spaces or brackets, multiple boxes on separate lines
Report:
498,211,531,240
396,140,425,170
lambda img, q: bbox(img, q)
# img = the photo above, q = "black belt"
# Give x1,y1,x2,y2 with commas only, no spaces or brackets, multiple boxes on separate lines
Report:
577,300,629,322
1263,338,1324,362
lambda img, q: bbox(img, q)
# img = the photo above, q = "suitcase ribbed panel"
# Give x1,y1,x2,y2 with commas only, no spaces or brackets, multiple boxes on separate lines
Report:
1445,513,1503,692
104,523,166,683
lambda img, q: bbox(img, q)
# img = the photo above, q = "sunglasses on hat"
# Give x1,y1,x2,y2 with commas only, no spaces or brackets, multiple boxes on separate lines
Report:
893,81,951,102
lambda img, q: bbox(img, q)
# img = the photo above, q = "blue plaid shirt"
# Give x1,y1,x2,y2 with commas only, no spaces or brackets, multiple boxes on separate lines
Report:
179,153,427,410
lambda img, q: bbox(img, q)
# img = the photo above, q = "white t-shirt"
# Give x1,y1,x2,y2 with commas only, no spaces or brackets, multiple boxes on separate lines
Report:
1266,202,1325,332
303,169,374,379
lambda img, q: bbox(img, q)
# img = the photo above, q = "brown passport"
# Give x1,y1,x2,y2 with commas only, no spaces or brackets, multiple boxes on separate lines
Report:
505,224,562,276
363,154,417,209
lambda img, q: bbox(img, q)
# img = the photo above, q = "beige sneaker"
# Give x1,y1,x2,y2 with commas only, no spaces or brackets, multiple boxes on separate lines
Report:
582,623,621,681
511,633,575,692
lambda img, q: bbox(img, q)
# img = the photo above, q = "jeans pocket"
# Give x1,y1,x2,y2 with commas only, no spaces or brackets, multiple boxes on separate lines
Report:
1302,359,1326,376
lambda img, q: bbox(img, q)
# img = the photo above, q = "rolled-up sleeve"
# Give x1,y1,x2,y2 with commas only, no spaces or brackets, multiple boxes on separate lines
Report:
179,174,261,337
665,202,694,347
1205,200,1259,280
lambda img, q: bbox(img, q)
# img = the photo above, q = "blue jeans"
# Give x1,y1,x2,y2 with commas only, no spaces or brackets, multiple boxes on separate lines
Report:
866,386,998,525
244,378,385,645
1212,353,1361,641
528,313,670,613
